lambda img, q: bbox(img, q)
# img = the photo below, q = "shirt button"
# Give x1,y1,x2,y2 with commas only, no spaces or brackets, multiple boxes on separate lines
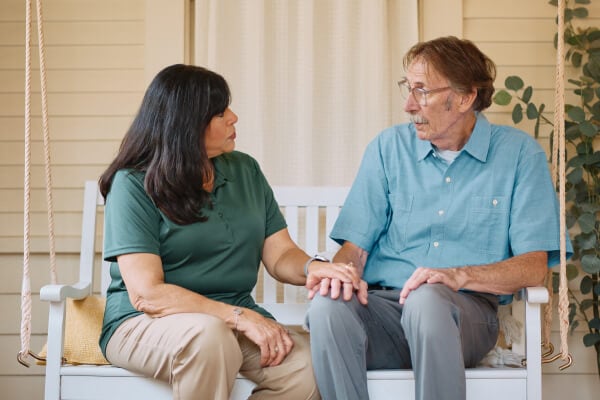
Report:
433,241,440,247
445,177,451,183
438,210,445,216
492,199,498,206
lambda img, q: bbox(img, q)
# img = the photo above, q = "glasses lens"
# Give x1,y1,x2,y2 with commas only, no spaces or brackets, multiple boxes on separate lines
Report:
398,81,410,99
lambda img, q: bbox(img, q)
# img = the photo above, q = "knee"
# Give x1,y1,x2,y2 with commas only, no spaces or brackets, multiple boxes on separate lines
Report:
176,314,242,366
307,294,361,331
401,284,458,335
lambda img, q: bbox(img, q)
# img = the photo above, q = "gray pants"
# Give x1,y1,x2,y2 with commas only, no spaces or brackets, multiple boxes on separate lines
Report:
306,284,499,400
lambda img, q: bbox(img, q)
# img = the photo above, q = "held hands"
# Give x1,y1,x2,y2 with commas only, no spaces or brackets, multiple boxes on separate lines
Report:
306,262,369,305
399,266,463,304
231,307,293,367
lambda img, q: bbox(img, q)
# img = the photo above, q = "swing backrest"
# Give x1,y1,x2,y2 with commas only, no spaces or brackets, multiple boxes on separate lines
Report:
90,181,349,326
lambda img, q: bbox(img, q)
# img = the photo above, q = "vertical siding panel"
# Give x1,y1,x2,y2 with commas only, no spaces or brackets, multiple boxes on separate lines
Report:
463,0,600,397
0,0,145,398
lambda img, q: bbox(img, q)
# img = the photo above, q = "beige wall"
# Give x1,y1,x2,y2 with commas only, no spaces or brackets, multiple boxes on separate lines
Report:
1,0,598,398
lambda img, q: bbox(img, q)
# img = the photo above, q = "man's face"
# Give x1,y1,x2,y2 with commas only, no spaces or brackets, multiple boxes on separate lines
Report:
403,59,468,150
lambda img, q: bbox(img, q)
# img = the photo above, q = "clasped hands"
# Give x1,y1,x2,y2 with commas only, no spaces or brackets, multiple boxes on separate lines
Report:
305,261,369,305
306,263,463,306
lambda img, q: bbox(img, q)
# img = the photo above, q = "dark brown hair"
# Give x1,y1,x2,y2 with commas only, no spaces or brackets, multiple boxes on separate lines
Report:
403,36,496,111
99,64,231,224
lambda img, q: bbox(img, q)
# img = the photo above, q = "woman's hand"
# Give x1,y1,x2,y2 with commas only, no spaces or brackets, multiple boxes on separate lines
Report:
306,262,369,305
232,307,294,367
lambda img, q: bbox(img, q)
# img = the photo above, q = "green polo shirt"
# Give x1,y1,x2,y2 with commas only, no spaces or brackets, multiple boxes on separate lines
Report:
99,151,287,355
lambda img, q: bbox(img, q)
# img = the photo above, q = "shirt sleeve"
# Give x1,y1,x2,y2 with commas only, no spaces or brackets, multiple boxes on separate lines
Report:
103,170,162,262
330,135,391,252
508,144,573,267
250,158,287,238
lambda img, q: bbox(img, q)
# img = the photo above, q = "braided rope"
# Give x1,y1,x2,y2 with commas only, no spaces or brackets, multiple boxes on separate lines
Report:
19,0,34,364
19,0,57,366
553,0,570,360
35,0,57,284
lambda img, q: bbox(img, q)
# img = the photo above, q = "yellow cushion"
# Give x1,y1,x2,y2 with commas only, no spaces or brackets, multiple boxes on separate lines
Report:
38,296,110,365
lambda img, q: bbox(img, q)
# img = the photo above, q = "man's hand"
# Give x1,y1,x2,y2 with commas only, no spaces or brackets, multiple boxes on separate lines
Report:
306,262,369,305
399,266,463,304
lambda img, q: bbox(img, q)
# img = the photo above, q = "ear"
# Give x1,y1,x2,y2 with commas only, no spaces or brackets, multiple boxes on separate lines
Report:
458,88,478,112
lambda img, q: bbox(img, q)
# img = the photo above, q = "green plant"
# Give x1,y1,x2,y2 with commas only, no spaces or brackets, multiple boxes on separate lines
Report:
492,0,600,378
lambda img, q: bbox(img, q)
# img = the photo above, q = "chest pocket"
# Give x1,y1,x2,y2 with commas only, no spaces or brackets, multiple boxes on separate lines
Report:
467,196,510,255
387,192,414,250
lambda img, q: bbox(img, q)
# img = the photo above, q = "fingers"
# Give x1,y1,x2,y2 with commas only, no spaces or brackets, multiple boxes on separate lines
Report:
399,267,442,304
266,327,294,367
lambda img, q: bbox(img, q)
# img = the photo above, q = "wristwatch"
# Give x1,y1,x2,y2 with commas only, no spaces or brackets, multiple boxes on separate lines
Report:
303,255,330,277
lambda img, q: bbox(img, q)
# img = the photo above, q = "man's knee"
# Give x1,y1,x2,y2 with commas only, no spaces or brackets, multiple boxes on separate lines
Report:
401,284,459,335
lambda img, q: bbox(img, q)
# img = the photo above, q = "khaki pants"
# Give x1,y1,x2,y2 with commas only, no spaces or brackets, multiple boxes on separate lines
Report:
106,313,320,400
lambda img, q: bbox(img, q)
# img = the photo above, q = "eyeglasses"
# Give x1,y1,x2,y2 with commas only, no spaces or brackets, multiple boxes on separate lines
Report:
397,79,451,106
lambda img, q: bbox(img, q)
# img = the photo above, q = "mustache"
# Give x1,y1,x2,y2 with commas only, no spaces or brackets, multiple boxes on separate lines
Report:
410,115,428,124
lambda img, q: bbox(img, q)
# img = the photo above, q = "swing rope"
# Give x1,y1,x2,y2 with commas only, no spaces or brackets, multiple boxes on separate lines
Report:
543,0,571,367
18,0,57,367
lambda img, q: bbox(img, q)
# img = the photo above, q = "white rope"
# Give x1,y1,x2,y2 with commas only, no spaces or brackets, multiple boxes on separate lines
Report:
19,0,57,367
19,0,34,365
35,0,57,284
548,0,570,361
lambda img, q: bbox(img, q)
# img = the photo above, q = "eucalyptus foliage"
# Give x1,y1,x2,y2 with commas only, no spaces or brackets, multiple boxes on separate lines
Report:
492,0,600,377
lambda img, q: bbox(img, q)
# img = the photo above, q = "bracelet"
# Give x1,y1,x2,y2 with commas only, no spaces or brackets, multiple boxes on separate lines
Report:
232,307,243,337
303,255,330,277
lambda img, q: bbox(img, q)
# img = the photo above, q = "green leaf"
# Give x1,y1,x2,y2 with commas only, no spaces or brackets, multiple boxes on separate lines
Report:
505,76,524,91
565,8,574,22
548,0,557,5
579,121,598,137
576,232,597,250
522,86,533,103
577,213,597,233
588,29,600,42
512,104,523,124
583,333,600,347
567,167,583,184
581,254,600,274
566,263,579,281
589,318,600,330
567,106,586,122
572,51,583,67
580,275,593,294
580,202,600,213
574,0,591,4
595,283,600,296
572,7,589,18
526,103,538,119
493,90,512,106
581,87,595,103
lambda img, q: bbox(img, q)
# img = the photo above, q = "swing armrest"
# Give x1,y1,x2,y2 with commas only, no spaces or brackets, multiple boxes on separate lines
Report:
516,286,549,304
522,286,549,304
40,281,92,302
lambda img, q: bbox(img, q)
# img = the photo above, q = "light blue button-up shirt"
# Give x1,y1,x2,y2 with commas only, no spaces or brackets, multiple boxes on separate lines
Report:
331,114,571,303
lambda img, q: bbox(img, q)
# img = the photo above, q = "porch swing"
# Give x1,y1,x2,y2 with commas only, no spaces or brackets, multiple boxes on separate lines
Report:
17,0,574,399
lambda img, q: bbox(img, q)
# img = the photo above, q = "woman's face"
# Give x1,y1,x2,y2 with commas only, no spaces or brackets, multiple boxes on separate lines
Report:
204,107,238,158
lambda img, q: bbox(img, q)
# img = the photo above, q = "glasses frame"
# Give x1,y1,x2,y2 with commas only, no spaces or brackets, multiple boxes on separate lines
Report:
397,78,451,106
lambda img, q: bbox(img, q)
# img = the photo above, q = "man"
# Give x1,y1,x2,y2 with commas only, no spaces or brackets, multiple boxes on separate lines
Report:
304,36,571,400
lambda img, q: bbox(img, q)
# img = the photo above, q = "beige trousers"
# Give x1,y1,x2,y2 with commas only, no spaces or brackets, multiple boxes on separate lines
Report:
105,313,320,400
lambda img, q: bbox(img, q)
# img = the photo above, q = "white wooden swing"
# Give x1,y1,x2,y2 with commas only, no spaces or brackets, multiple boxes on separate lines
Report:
18,0,573,399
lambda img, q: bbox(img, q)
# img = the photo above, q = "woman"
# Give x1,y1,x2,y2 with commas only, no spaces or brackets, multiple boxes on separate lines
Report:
98,64,359,400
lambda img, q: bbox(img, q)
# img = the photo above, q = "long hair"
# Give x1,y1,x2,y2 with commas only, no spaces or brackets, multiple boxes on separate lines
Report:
99,64,231,224
403,36,496,111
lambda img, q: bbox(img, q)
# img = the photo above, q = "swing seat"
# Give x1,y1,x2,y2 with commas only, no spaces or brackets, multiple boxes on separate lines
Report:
41,181,548,400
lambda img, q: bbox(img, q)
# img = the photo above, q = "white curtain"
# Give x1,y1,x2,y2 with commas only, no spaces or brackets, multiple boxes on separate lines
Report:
194,0,418,186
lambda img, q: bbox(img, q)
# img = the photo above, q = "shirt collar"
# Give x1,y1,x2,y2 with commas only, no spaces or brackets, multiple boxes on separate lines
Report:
416,113,491,163
212,154,234,189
